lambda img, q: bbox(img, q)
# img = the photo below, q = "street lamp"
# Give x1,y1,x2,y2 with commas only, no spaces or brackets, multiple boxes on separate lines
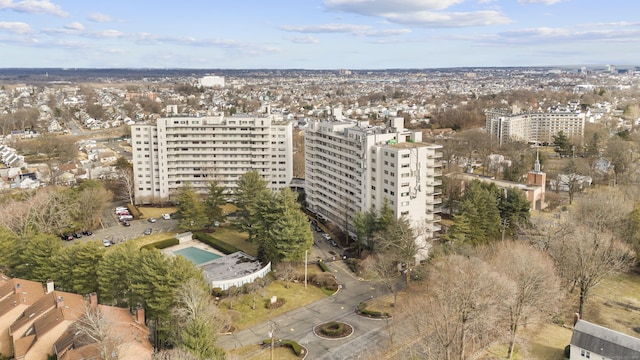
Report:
268,322,276,360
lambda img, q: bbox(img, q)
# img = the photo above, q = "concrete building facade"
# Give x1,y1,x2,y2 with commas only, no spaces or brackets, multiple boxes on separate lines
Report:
486,108,586,145
305,117,443,259
131,114,293,204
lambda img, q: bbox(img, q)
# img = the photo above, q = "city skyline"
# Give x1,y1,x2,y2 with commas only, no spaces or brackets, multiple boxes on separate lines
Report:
0,0,639,69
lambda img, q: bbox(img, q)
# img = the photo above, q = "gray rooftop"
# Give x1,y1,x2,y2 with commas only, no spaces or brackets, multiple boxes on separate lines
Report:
571,320,640,359
201,252,264,281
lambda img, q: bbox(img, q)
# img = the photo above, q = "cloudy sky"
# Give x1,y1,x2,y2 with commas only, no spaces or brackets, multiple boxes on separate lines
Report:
0,0,638,69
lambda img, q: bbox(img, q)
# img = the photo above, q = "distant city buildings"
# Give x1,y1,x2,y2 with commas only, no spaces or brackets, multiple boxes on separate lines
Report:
486,105,586,145
131,114,293,204
197,75,225,88
305,117,443,259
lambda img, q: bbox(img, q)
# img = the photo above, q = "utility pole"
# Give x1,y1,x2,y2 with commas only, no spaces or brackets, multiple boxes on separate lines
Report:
268,322,276,360
304,250,308,288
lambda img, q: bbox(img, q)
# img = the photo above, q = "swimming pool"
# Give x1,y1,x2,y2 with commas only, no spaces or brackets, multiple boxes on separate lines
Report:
173,246,221,265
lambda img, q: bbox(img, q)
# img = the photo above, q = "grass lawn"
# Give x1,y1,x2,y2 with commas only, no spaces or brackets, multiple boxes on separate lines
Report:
226,344,300,360
209,226,258,257
219,280,327,330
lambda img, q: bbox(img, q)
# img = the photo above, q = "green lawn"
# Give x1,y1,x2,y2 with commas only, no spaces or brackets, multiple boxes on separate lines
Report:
226,344,300,360
219,280,327,330
209,226,258,257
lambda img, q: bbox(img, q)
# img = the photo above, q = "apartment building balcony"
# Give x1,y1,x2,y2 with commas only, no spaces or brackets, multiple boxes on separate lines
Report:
426,196,442,205
427,152,444,159
425,179,442,186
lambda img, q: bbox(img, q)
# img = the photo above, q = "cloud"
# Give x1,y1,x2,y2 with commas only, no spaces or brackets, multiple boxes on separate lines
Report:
322,0,512,27
455,25,640,45
323,0,464,14
517,0,565,4
0,21,32,34
289,36,320,44
64,22,84,31
280,23,411,37
87,12,120,23
0,0,68,16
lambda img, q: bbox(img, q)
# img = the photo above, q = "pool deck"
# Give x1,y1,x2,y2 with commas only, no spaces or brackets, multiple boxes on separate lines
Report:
161,240,225,258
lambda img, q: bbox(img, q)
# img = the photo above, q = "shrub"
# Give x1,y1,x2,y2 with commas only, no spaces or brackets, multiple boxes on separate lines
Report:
320,321,344,337
346,258,362,274
260,339,303,356
311,272,338,291
564,345,571,358
194,232,242,254
265,297,286,309
357,301,390,318
317,260,330,272
140,238,179,250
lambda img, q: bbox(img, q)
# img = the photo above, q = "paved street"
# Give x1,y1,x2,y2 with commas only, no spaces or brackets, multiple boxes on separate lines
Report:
217,233,398,359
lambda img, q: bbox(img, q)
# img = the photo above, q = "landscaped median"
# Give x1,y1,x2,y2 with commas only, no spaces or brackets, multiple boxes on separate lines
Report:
261,338,307,358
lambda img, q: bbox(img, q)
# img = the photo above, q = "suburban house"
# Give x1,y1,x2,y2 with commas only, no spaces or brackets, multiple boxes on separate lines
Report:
0,275,152,360
570,319,640,360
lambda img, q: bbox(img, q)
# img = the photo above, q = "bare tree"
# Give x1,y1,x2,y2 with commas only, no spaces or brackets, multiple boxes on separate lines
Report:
362,253,403,307
400,254,509,360
115,165,135,205
72,303,130,360
153,348,199,360
375,216,422,288
274,262,298,289
76,185,113,230
486,242,563,359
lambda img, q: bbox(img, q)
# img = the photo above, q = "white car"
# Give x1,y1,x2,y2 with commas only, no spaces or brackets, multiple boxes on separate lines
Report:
322,233,331,240
102,239,111,247
162,213,171,220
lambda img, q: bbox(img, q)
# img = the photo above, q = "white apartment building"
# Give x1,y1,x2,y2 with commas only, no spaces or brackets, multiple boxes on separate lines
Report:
131,114,293,204
305,117,443,259
486,108,585,145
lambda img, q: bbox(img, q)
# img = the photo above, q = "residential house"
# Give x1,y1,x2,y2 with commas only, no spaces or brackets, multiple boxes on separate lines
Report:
0,276,152,360
570,319,640,360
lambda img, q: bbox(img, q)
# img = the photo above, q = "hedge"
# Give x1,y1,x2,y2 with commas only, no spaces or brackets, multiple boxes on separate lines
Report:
357,301,390,318
140,238,179,250
261,339,303,356
317,260,330,272
320,321,344,336
193,232,241,255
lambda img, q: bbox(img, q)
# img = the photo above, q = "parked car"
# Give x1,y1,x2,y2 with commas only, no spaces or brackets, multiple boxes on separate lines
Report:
60,234,74,241
162,213,171,220
82,230,93,236
102,239,111,247
119,215,133,221
144,228,152,235
322,233,331,240
147,217,157,223
122,221,131,227
330,240,338,247
73,232,83,239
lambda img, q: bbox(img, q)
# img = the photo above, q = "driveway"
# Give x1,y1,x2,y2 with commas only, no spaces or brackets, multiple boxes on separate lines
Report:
216,252,399,359
63,217,178,246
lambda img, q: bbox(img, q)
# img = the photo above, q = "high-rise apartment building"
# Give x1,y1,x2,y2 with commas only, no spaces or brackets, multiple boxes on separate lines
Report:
486,107,585,145
305,118,443,259
131,114,293,204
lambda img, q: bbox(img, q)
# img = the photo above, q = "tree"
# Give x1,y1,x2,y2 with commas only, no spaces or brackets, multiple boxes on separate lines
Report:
362,252,403,307
234,171,269,241
497,187,531,234
203,181,226,226
36,133,78,184
446,180,501,245
605,137,633,184
553,131,573,157
175,183,208,231
375,216,421,287
254,188,313,264
114,157,136,205
401,254,509,360
14,233,62,282
0,226,19,273
72,303,128,360
97,242,139,307
353,207,379,253
487,242,562,359
170,279,226,360
75,181,113,230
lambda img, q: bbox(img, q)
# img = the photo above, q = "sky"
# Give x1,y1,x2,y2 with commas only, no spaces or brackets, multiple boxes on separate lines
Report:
0,0,639,69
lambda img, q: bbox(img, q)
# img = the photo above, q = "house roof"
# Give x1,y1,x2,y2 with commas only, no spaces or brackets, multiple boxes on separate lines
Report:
571,320,640,359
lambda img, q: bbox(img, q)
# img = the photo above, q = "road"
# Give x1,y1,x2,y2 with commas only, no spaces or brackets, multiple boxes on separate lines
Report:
217,231,399,360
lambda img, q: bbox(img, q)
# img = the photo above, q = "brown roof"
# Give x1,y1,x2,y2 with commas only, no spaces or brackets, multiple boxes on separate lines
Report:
0,280,46,316
9,293,56,335
13,334,36,358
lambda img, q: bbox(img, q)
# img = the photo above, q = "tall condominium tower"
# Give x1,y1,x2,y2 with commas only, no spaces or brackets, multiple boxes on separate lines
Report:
305,117,443,259
131,114,293,204
486,107,585,145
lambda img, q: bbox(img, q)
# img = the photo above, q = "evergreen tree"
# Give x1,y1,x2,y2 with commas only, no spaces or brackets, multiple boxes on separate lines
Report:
175,183,208,231
69,241,104,295
97,242,138,306
449,181,501,245
553,131,573,157
255,188,313,264
234,171,269,241
14,233,62,282
203,181,226,226
0,226,18,273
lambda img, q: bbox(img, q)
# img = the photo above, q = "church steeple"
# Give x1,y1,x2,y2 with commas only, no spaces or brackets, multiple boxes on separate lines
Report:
534,150,541,173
